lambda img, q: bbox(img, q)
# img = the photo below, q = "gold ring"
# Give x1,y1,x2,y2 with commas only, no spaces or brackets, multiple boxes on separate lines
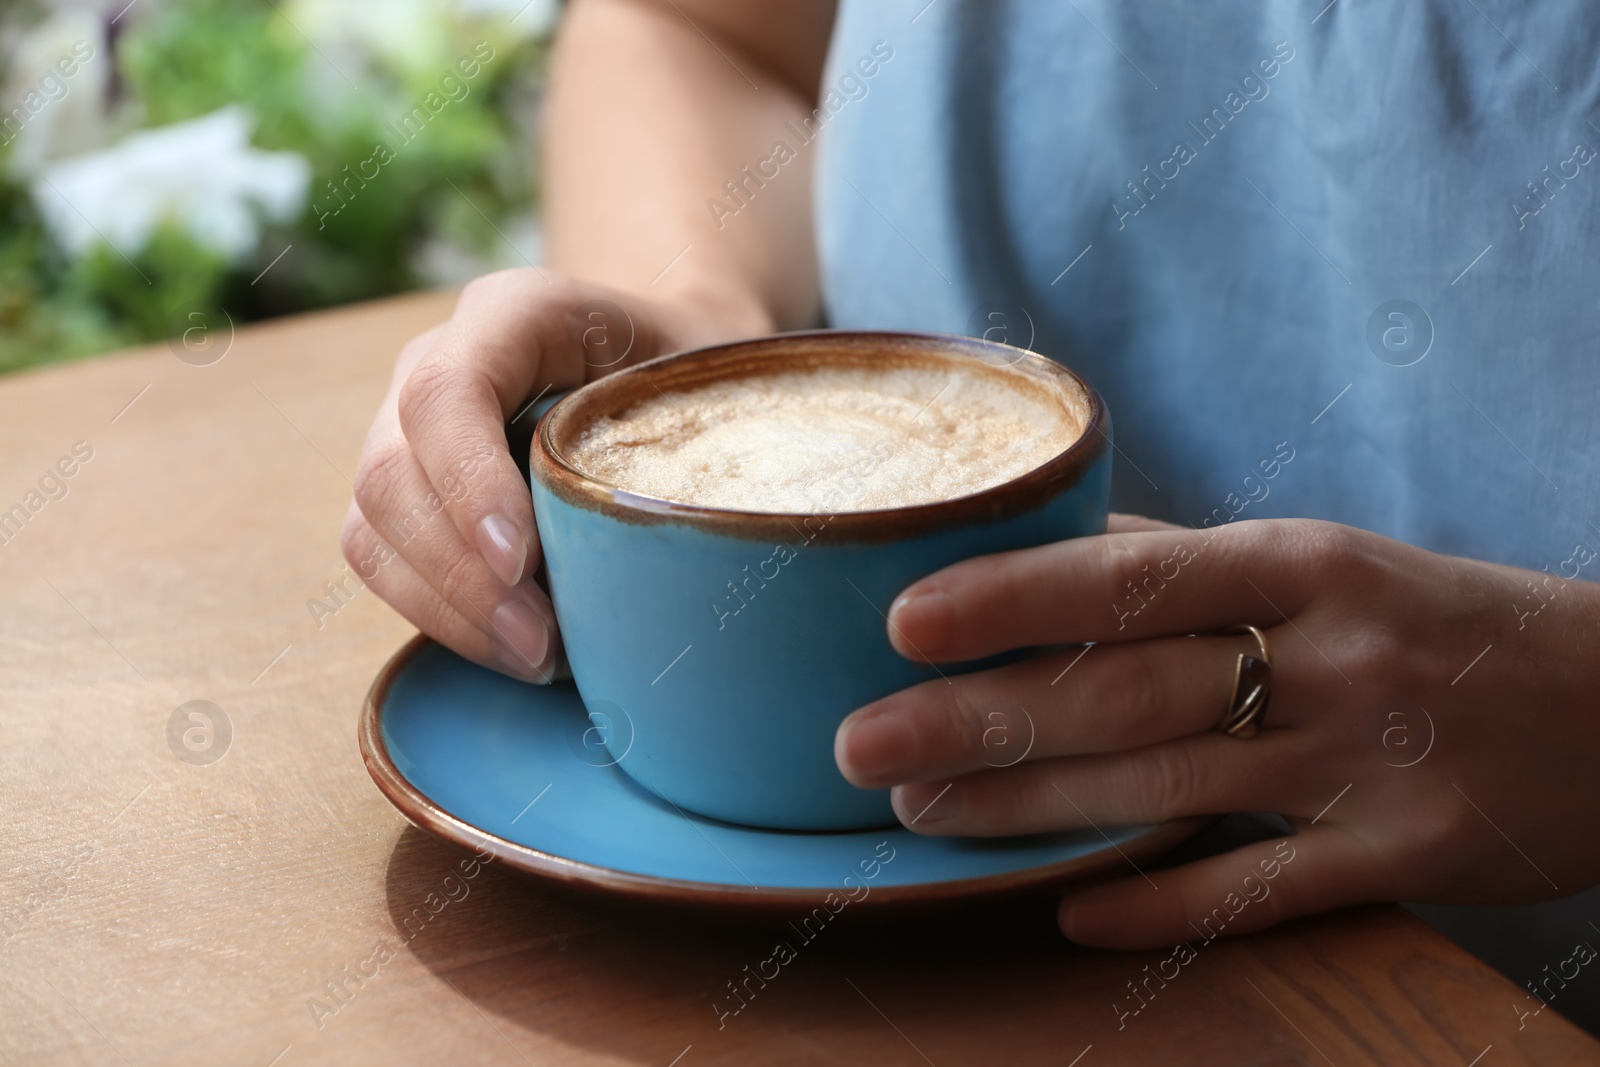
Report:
1216,625,1272,738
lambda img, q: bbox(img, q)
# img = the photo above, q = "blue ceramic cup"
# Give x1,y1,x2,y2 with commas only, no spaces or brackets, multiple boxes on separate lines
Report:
529,331,1110,830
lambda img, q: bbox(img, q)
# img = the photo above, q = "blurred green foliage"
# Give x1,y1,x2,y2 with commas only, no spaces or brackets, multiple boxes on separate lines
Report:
0,0,546,374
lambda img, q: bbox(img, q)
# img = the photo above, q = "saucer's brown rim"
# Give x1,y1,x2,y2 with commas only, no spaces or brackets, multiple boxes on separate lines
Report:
529,330,1111,544
359,635,1211,909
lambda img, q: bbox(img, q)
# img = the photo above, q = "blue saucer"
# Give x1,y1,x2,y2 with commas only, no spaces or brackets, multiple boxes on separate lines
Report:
360,638,1205,907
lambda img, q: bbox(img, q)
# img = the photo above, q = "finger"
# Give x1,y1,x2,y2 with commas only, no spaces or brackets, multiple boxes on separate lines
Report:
341,503,561,682
886,518,1345,661
395,272,557,589
397,273,668,590
1057,828,1384,950
1106,512,1183,534
836,634,1261,788
351,392,561,680
888,732,1303,837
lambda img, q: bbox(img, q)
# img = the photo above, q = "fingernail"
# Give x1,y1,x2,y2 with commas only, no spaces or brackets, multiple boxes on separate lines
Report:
888,590,955,655
837,711,914,785
492,599,550,680
476,514,528,587
892,781,956,827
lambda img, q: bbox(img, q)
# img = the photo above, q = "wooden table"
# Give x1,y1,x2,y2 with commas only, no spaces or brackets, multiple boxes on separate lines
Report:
2,290,1596,1066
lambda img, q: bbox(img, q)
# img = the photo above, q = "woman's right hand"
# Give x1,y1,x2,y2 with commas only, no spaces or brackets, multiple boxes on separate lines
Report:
342,267,767,682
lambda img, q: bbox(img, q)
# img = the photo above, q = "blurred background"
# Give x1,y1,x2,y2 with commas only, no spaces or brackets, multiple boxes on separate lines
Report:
0,0,555,376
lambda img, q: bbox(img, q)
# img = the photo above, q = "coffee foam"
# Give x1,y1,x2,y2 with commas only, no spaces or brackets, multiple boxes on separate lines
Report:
563,360,1084,513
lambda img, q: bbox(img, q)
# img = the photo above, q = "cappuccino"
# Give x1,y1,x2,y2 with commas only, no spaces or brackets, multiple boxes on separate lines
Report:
563,359,1083,512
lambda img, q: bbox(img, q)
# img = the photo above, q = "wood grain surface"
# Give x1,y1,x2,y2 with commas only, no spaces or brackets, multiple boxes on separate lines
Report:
1,291,1595,1066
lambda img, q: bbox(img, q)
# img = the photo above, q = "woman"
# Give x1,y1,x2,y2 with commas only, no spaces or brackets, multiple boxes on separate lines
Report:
343,0,1600,1014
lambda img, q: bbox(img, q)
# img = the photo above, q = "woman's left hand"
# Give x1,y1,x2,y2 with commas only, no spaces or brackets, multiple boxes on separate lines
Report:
834,514,1600,948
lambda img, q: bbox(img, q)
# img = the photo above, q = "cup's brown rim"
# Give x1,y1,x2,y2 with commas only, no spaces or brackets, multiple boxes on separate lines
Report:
529,330,1110,544
359,634,1212,910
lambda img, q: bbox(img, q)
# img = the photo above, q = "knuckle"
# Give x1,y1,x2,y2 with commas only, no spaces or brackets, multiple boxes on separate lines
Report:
461,267,569,311
1098,534,1148,618
1132,744,1202,820
942,682,995,761
394,579,485,655
1296,520,1370,579
459,268,522,303
351,440,412,517
987,773,1045,833
1276,521,1399,679
396,355,462,435
422,587,479,648
1220,516,1297,568
1101,644,1168,744
1332,620,1405,682
434,546,488,616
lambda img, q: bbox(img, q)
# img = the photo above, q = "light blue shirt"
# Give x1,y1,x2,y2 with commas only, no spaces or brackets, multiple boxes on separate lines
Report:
818,0,1599,578
816,0,1600,1030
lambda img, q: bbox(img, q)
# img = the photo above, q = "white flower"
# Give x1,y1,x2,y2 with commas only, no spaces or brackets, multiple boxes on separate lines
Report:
31,105,311,262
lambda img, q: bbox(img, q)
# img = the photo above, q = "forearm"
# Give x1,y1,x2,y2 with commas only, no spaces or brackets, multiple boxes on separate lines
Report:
543,0,831,336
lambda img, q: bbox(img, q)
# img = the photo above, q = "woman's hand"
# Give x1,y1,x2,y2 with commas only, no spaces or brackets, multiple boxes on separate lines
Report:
342,268,767,681
834,514,1600,948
